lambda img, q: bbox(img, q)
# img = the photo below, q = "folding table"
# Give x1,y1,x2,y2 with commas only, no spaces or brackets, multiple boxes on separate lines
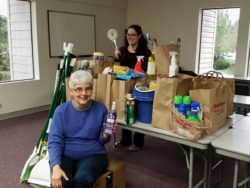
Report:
117,114,244,188
212,129,250,188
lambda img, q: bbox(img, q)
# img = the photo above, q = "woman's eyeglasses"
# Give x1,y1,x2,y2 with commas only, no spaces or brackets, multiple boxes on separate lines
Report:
73,86,92,94
126,33,138,37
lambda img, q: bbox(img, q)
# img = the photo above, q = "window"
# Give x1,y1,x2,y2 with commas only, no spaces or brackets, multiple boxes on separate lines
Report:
198,8,240,76
0,0,34,82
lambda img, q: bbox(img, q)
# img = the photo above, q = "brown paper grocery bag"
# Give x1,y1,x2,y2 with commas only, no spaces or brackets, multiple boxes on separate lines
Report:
190,81,227,135
155,42,180,76
152,74,193,131
111,80,133,121
91,60,104,78
193,71,234,116
96,74,115,109
172,107,207,140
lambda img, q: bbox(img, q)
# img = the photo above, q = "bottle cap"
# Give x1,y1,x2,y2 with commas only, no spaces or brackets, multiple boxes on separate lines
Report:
148,56,154,62
93,52,104,56
183,96,191,104
174,95,183,105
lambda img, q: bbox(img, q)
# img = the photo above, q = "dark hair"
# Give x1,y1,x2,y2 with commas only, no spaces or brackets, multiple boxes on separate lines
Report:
124,24,149,51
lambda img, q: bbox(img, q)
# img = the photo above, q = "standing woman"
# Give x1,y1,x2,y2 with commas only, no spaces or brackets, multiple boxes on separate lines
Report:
115,24,151,152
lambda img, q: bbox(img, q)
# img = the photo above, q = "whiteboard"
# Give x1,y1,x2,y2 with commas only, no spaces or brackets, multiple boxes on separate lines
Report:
48,10,96,57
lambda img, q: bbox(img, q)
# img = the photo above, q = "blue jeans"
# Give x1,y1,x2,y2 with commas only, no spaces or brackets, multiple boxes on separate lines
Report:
61,154,108,188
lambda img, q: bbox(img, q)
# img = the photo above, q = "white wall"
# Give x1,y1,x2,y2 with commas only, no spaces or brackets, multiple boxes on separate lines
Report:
0,0,127,117
2,0,250,118
127,0,250,75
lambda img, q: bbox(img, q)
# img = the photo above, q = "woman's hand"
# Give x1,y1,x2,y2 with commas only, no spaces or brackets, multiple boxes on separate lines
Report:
103,122,118,140
51,164,69,188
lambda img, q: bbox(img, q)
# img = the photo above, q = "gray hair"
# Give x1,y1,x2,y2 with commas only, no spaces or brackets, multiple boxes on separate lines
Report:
69,70,93,89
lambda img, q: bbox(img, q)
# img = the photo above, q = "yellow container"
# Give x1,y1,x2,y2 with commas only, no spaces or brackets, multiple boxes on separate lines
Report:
113,65,129,75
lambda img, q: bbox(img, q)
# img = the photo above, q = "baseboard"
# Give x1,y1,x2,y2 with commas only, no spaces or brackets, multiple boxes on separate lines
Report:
0,105,50,120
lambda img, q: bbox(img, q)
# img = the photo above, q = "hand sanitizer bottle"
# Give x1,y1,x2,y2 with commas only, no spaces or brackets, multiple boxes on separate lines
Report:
169,51,179,77
104,101,117,135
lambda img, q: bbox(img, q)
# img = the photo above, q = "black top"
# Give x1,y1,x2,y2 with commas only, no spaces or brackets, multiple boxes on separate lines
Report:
116,47,151,72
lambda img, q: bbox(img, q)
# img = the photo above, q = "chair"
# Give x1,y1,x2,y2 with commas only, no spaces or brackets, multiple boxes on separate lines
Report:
234,80,250,115
93,159,126,188
235,81,250,96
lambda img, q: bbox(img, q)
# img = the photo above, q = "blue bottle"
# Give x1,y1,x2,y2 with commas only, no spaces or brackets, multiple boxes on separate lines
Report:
183,96,191,116
177,103,187,116
187,102,201,123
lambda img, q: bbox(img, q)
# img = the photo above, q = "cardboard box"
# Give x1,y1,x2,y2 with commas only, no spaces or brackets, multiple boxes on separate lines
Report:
94,159,125,188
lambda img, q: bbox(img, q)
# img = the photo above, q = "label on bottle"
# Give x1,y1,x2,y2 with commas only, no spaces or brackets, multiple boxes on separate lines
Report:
147,61,156,75
126,100,135,124
93,52,104,62
104,112,116,135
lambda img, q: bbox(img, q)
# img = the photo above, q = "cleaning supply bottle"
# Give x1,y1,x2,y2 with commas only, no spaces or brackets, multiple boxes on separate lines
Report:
174,95,183,108
134,56,144,73
183,96,191,116
187,102,201,123
169,51,179,77
146,52,156,83
104,101,117,135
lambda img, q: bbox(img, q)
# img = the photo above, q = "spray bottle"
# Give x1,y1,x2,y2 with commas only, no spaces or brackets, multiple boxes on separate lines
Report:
104,101,117,135
168,51,179,77
134,56,145,73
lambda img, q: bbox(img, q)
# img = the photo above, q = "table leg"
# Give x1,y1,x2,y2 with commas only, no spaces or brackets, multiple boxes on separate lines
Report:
113,132,116,148
132,131,135,145
206,147,212,188
233,159,239,188
189,147,194,188
203,152,208,188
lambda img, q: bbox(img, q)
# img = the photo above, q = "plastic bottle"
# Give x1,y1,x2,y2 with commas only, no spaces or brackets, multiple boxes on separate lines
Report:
134,56,144,73
126,98,135,125
104,101,117,135
92,52,104,76
177,103,186,116
174,95,183,108
187,102,201,123
146,53,156,83
168,51,179,77
183,96,191,116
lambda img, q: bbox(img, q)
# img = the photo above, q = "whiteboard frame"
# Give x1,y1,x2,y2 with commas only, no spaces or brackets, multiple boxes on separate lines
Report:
47,10,96,58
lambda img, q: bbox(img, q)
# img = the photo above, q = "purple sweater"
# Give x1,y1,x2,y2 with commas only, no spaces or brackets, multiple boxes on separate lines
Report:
48,100,108,167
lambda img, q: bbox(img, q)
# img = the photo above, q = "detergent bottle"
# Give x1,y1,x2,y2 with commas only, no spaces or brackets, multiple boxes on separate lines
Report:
169,51,179,77
134,56,145,73
146,52,156,83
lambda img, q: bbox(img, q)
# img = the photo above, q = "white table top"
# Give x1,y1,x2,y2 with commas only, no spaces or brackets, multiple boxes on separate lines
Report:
118,114,244,150
232,116,250,131
211,129,250,162
234,95,250,106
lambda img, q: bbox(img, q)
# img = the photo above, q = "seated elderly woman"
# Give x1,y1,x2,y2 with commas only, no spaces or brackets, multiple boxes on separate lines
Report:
48,70,115,188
